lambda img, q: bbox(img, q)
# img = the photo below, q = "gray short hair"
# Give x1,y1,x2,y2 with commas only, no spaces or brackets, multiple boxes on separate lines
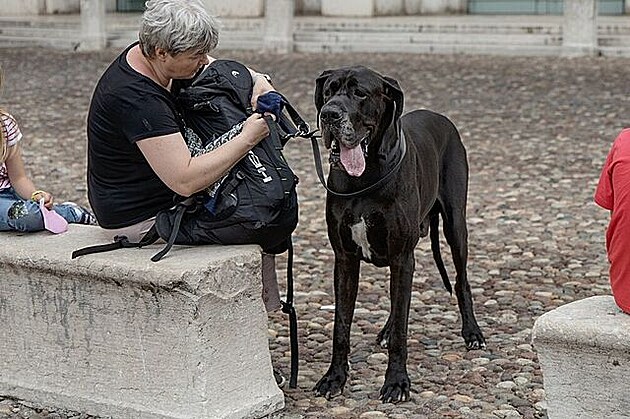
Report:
139,0,220,58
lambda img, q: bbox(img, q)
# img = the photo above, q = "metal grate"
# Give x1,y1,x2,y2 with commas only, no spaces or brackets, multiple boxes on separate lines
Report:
468,0,625,15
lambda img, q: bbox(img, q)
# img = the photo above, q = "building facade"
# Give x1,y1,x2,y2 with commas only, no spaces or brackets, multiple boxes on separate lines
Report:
1,0,627,16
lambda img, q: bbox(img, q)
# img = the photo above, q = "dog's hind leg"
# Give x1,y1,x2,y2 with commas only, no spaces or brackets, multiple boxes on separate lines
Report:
440,166,486,350
314,254,361,399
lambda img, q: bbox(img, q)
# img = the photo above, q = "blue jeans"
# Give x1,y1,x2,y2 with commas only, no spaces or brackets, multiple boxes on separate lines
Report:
0,188,83,232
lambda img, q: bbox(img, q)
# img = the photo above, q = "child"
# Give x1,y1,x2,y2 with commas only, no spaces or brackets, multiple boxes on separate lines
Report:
594,128,630,314
0,64,96,232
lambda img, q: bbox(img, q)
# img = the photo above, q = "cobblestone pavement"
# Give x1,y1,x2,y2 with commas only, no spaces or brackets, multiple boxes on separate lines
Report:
1,46,629,419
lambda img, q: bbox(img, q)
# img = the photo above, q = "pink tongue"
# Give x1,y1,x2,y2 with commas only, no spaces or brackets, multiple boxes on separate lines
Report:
340,145,366,177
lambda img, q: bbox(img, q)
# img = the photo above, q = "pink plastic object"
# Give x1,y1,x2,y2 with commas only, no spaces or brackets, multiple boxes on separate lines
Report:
39,199,68,234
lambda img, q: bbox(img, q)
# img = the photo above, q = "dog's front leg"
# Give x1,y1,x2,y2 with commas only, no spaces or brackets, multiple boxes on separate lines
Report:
380,251,414,403
314,254,360,399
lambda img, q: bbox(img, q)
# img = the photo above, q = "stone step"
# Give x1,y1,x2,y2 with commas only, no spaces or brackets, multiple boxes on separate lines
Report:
0,15,628,54
599,34,630,46
296,21,562,35
295,41,562,56
0,35,80,49
294,31,562,46
599,45,630,56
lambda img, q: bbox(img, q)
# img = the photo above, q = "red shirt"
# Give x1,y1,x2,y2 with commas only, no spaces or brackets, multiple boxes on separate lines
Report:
595,128,630,314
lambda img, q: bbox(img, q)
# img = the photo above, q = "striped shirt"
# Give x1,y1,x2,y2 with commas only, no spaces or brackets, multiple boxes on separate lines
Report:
0,112,23,190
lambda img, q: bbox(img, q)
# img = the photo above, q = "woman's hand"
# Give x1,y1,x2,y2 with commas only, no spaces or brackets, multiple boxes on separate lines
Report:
241,113,272,145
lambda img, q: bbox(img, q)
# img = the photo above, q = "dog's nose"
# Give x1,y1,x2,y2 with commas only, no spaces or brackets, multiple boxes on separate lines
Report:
321,107,343,123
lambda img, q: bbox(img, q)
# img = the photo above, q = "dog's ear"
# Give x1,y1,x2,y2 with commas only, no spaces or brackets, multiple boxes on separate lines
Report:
314,70,333,112
383,76,404,123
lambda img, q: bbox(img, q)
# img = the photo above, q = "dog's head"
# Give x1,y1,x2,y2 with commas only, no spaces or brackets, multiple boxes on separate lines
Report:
314,66,403,177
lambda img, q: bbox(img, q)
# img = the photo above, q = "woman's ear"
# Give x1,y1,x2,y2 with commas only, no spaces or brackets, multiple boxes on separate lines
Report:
154,47,168,61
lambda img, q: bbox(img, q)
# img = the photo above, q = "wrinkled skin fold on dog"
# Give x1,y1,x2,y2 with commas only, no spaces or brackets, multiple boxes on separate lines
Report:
312,66,486,403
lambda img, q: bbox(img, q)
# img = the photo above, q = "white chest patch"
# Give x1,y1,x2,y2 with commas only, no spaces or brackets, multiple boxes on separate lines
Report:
350,217,372,260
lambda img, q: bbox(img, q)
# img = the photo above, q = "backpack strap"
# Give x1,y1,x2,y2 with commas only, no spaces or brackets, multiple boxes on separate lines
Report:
150,203,188,262
71,227,160,259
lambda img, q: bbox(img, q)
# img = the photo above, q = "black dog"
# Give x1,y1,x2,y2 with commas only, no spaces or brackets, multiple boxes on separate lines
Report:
312,66,486,403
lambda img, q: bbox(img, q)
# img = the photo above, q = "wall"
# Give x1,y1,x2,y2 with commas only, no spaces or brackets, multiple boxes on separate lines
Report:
1,0,45,15
203,0,264,17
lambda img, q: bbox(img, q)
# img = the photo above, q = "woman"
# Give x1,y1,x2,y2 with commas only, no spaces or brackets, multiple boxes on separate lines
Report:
87,0,274,241
87,0,286,387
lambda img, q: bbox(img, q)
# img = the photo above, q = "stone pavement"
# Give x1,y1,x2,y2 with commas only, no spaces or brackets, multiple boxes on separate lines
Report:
0,46,629,418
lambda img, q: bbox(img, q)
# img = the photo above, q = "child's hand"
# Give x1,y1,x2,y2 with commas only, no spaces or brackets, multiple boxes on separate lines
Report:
31,190,54,209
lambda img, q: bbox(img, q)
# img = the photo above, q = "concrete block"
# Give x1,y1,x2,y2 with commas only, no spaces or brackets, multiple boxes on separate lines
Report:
375,0,404,15
532,295,630,419
322,0,374,17
46,0,80,14
78,0,106,51
203,0,263,17
0,225,284,419
404,0,422,14
562,0,598,56
264,0,294,53
1,0,45,15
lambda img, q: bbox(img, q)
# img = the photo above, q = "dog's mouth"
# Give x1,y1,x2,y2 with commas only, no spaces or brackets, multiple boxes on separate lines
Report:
320,109,372,177
328,131,371,177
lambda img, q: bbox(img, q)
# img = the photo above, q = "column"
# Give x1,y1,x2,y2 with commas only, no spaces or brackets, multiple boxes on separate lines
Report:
79,0,106,51
263,0,295,53
562,0,598,56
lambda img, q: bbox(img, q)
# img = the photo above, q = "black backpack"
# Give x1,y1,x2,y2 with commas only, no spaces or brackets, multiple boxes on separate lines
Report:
151,60,300,257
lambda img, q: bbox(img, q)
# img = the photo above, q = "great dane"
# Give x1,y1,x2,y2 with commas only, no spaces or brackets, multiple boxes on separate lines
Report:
312,66,486,403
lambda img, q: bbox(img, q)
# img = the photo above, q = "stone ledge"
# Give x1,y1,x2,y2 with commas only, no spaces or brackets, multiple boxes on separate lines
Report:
0,225,284,419
531,295,630,419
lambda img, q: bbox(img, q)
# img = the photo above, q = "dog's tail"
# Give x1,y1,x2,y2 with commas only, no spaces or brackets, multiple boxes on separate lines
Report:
430,209,453,295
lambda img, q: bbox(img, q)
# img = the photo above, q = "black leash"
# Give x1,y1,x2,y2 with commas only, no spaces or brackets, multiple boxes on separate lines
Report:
280,235,299,388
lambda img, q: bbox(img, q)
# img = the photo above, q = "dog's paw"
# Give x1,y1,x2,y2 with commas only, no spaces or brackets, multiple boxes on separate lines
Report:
463,329,487,350
313,370,347,400
380,372,411,403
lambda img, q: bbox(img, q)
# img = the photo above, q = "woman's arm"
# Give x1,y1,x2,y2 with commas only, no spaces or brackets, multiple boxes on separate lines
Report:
137,113,270,197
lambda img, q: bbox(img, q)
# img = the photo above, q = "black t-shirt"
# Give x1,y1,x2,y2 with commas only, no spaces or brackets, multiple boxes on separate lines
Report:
87,43,184,228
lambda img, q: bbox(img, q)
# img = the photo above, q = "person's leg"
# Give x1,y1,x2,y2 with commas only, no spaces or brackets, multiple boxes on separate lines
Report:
0,188,44,232
262,252,282,312
99,217,160,243
261,251,286,388
53,202,97,225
